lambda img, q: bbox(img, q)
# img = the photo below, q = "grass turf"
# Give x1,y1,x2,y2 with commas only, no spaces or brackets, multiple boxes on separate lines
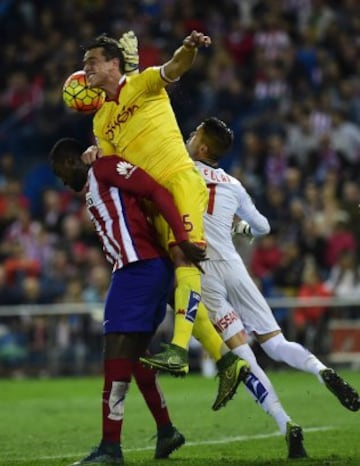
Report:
0,370,359,465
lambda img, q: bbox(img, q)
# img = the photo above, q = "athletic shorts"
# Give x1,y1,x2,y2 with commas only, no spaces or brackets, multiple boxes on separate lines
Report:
201,259,280,341
152,167,208,250
104,257,174,334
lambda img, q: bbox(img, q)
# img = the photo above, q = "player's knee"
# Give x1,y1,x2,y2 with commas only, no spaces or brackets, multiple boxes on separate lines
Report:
104,333,140,359
259,332,286,361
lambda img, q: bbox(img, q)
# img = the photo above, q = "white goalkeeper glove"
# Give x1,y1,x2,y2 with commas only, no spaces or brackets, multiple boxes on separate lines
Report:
118,30,139,75
232,220,253,239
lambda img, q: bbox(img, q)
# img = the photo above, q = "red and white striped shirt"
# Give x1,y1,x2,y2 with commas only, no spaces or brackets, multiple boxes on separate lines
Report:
85,156,187,271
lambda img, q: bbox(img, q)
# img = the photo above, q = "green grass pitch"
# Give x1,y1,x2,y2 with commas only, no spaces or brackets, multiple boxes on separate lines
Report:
0,370,359,465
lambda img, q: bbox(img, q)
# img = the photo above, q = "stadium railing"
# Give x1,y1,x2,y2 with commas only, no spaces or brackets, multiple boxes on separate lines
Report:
0,297,359,377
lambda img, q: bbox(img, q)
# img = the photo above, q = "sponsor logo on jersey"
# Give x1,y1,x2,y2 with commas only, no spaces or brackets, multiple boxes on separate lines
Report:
215,310,239,331
116,161,137,178
185,291,201,323
176,308,186,316
105,104,139,140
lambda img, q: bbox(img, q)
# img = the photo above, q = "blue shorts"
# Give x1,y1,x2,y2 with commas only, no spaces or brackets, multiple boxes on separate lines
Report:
103,258,174,334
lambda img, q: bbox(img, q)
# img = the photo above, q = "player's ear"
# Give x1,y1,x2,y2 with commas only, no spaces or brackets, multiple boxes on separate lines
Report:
199,143,209,155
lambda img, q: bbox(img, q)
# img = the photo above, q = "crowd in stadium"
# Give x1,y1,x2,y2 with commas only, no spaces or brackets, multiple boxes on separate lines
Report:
1,0,360,374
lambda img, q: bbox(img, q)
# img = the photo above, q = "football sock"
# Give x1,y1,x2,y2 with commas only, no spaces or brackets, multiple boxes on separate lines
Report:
171,266,201,349
102,358,133,443
261,333,327,378
232,343,290,434
192,302,227,362
133,361,171,428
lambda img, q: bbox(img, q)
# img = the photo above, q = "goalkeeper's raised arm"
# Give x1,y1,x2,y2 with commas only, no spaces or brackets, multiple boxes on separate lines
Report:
119,29,211,81
163,30,211,81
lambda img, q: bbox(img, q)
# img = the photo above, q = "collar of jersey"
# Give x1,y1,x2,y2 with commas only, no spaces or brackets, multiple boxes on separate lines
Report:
105,75,127,102
197,159,218,169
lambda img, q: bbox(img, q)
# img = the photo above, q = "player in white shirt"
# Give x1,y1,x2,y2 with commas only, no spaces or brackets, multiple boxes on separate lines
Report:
186,117,360,458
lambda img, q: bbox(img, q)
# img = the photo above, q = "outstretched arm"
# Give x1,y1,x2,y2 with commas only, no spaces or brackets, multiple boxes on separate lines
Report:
163,30,211,82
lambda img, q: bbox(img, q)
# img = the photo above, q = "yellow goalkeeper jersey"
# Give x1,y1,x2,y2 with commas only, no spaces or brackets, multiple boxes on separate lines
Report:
93,66,194,184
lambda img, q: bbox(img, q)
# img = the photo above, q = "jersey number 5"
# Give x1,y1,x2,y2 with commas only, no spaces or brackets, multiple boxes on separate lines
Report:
207,184,217,215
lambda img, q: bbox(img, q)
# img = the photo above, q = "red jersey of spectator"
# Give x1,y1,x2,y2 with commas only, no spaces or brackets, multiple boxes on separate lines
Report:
324,219,357,267
250,234,283,280
294,279,332,328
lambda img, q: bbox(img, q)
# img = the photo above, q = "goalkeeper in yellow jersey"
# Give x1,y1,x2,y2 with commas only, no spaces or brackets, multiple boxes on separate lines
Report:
80,30,250,410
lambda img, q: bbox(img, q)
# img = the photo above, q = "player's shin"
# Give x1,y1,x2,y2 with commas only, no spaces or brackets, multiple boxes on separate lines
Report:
192,302,227,361
102,359,133,443
232,343,291,434
133,361,171,428
171,266,201,349
193,303,250,410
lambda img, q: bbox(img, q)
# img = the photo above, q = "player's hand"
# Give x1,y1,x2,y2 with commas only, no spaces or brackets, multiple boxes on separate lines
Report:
178,241,207,273
81,145,101,165
232,220,253,238
183,30,211,50
118,30,139,75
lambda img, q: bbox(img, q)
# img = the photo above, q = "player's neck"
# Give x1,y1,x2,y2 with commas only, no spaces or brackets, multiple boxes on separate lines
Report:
198,157,218,168
104,74,124,101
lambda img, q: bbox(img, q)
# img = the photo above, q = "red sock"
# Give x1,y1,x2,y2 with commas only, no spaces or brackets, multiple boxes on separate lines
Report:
133,361,171,428
102,358,134,443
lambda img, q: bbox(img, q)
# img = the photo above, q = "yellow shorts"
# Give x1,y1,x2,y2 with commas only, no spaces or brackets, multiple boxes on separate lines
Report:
152,167,208,250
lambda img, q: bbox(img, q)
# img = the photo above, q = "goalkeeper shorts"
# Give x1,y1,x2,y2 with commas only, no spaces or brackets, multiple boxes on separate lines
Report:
152,167,208,251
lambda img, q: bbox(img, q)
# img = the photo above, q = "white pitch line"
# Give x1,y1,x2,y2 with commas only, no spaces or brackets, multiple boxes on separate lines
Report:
0,426,333,463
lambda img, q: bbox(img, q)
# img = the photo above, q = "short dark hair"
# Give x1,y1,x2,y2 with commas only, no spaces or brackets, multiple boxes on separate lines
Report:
202,117,234,158
83,34,125,73
49,138,84,168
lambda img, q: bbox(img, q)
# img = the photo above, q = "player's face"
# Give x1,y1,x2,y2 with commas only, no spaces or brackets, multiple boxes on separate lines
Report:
83,48,115,88
186,124,204,160
54,162,87,193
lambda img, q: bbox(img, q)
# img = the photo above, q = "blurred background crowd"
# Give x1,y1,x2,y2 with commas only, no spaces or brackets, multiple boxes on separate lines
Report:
1,0,360,376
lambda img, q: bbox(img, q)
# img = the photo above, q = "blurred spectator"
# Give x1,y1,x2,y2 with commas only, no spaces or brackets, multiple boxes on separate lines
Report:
330,109,360,178
286,109,319,169
324,215,357,268
325,249,360,300
264,134,289,187
298,218,327,275
0,152,19,188
250,231,283,283
341,181,360,244
311,133,342,185
39,188,67,235
254,12,291,61
294,261,332,354
257,184,288,232
273,241,305,295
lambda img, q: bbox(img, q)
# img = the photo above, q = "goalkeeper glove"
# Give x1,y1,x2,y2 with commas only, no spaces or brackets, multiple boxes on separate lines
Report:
232,220,253,238
118,30,139,75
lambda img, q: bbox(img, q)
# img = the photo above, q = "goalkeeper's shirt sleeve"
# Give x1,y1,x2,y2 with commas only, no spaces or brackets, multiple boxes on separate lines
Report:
93,156,188,244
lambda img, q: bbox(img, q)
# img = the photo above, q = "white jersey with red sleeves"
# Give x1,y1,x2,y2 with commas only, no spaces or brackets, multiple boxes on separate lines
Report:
195,161,270,260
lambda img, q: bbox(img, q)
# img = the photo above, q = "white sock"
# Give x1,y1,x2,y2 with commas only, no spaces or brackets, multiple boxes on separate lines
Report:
232,343,291,434
261,333,327,380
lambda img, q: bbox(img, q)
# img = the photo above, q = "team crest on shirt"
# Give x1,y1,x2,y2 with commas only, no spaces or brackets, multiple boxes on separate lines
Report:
85,192,94,207
116,161,137,179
